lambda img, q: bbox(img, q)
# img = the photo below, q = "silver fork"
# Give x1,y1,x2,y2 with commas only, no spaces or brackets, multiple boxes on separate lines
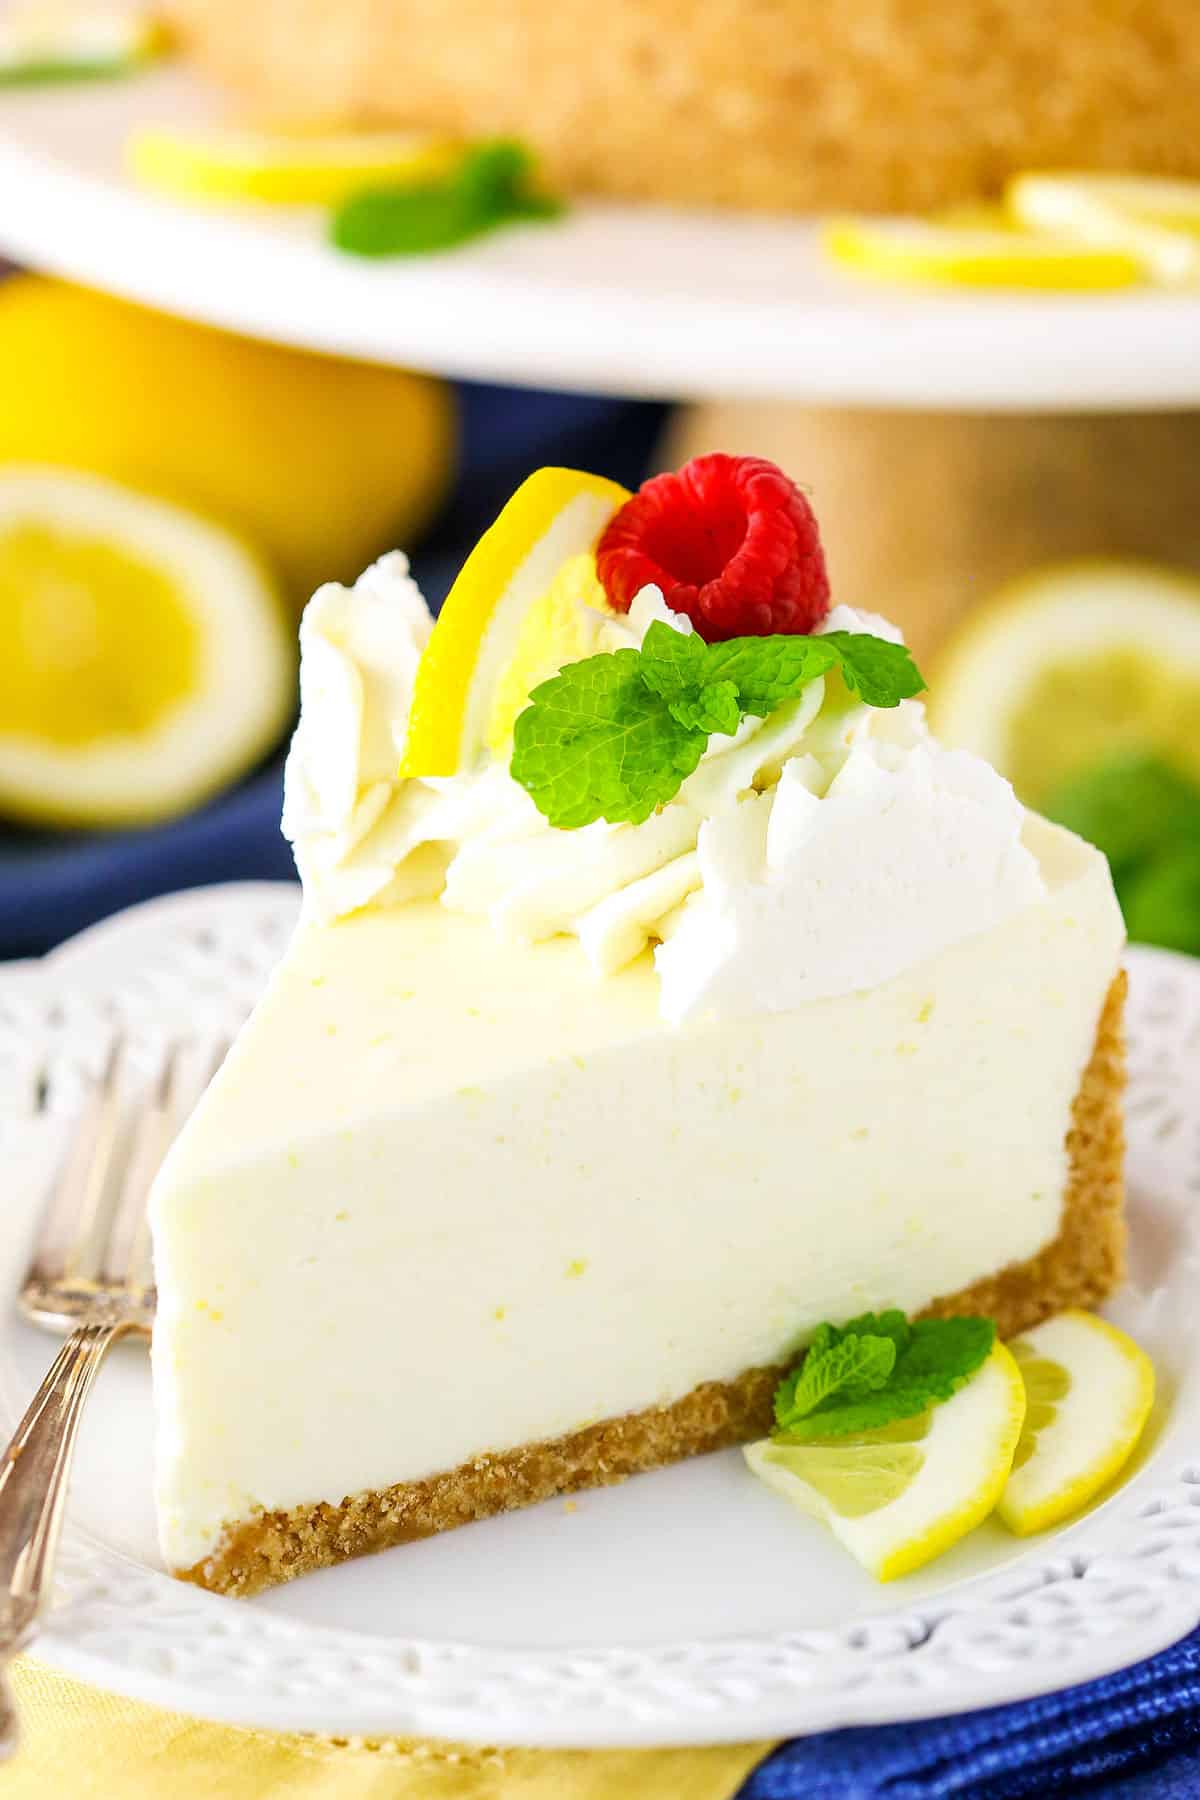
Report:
0,1038,220,1756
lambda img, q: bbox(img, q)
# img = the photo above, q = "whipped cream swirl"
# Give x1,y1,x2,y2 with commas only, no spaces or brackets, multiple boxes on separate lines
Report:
283,557,1046,1021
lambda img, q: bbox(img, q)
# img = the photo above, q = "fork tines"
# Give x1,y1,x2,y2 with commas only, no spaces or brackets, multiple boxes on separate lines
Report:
24,1038,227,1330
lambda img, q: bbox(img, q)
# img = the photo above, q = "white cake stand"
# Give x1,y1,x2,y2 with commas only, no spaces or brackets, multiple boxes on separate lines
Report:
2,64,1200,409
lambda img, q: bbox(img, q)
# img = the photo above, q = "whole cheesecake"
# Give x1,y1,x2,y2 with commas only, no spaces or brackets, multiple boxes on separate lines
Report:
149,457,1126,1595
166,0,1200,211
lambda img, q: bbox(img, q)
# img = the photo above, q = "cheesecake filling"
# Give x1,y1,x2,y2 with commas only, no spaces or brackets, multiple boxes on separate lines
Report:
281,560,1047,1013
151,816,1122,1574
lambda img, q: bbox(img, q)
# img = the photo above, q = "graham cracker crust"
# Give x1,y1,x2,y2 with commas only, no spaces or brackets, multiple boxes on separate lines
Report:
182,972,1126,1597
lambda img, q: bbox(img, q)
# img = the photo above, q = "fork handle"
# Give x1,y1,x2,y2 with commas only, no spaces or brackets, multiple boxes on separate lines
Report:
0,1320,133,1739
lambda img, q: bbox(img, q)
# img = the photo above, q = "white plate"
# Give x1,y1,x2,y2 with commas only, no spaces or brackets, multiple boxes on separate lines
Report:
2,885,1200,1747
3,67,1200,409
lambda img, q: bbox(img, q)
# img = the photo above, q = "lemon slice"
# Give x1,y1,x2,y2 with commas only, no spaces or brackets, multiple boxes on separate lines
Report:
0,468,292,828
128,126,460,207
822,218,1144,290
929,561,1200,808
0,4,165,84
999,1311,1155,1536
1007,175,1200,286
744,1343,1025,1581
401,466,630,777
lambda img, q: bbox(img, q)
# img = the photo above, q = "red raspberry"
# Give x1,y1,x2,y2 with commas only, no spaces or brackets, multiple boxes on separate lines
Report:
596,454,831,642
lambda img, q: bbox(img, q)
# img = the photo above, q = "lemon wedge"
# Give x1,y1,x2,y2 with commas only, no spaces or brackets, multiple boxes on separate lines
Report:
999,1312,1155,1536
0,468,292,828
928,560,1200,808
1007,174,1200,286
822,218,1144,290
401,467,630,777
745,1343,1025,1581
128,125,461,207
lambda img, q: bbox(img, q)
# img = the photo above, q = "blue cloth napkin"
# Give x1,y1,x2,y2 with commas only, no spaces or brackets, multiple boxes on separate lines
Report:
736,1624,1200,1799
1,383,669,959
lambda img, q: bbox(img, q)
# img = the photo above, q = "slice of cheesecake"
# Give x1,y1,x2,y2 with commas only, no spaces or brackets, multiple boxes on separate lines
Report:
150,457,1126,1595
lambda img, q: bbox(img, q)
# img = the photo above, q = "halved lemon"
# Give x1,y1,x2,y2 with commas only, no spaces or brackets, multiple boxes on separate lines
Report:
1007,174,1200,286
128,125,460,207
0,468,293,828
401,466,630,777
744,1343,1025,1581
928,560,1200,808
999,1311,1155,1536
822,218,1144,290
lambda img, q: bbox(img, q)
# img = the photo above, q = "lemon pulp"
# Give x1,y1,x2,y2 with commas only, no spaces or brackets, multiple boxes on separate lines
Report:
0,522,199,746
765,1414,929,1518
1008,1343,1072,1472
484,552,612,757
1006,645,1200,805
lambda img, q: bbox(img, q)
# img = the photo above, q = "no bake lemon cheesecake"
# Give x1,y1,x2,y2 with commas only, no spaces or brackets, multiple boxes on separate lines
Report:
149,456,1126,1594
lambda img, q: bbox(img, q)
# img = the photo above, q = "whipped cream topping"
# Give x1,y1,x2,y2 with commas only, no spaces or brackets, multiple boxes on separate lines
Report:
283,557,1047,1020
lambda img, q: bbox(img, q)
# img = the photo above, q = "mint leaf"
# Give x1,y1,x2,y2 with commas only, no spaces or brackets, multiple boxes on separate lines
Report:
700,634,842,715
0,55,138,86
832,1309,911,1357
333,184,488,255
510,626,925,828
458,140,562,217
774,1333,897,1432
818,631,925,707
1043,753,1200,876
332,138,562,257
668,681,742,736
1123,845,1200,955
772,1314,995,1442
510,650,707,828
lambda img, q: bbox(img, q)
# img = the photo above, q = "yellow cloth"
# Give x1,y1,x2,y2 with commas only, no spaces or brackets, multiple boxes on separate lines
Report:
7,1660,773,1798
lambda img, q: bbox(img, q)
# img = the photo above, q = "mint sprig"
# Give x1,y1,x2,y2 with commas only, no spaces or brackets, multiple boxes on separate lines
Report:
510,622,924,829
773,1311,995,1441
331,140,563,257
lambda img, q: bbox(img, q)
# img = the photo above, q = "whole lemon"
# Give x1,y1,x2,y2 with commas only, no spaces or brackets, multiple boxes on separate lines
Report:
0,277,455,607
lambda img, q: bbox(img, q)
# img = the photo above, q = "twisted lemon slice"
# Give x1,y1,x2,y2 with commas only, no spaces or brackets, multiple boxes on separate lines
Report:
128,126,460,207
745,1343,1025,1581
401,466,630,776
999,1312,1155,1536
